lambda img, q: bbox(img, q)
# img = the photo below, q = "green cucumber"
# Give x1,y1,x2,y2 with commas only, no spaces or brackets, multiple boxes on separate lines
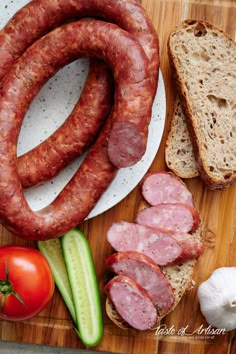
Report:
37,238,76,323
61,228,103,347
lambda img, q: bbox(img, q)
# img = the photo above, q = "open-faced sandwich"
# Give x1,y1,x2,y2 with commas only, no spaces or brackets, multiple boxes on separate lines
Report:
104,171,204,330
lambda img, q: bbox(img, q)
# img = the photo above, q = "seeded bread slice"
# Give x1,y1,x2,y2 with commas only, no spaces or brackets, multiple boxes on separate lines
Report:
159,226,202,320
165,98,199,178
168,20,236,189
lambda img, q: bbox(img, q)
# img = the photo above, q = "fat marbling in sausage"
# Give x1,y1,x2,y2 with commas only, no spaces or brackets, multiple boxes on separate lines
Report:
106,251,174,311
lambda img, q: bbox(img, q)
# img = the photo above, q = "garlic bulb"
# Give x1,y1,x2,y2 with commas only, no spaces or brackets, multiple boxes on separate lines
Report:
197,267,236,331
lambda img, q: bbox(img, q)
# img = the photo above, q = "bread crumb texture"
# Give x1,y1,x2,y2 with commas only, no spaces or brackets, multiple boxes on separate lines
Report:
165,99,199,178
169,20,236,186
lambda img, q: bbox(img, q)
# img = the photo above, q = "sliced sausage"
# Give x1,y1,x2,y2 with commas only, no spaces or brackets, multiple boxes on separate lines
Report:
0,20,152,240
105,275,158,330
136,203,199,233
106,251,174,311
141,172,194,206
0,0,159,170
170,233,204,264
107,221,182,265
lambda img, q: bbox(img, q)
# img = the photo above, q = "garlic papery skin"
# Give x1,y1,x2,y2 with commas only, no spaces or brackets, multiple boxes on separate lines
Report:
197,267,236,332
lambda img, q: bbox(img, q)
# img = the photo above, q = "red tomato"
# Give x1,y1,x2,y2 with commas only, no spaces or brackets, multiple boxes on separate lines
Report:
0,245,55,321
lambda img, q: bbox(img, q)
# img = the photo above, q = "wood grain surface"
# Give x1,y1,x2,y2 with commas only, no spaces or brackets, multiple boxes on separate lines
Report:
0,1,236,353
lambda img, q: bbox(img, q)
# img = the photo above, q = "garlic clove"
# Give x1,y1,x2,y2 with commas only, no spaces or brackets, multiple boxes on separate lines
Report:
198,267,236,332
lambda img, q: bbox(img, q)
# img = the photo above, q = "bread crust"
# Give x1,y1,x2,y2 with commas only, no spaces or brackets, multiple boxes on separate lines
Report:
168,19,236,190
165,98,199,178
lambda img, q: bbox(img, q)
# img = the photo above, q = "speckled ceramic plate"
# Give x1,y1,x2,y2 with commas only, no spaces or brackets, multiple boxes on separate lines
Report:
0,0,166,219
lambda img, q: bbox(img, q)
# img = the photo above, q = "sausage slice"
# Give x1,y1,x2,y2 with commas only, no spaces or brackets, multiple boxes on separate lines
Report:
107,221,182,265
106,251,174,311
141,172,194,206
170,233,204,264
136,203,199,233
105,275,158,330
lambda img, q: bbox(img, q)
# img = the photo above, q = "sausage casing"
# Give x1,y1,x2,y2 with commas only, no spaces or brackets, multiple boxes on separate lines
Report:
0,20,152,240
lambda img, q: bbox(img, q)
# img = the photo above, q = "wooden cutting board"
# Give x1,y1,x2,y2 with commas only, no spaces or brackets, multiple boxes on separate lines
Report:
0,0,236,353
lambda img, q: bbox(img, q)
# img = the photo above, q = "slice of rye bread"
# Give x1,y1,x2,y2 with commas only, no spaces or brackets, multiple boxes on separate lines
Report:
165,98,199,179
105,199,203,329
168,19,236,189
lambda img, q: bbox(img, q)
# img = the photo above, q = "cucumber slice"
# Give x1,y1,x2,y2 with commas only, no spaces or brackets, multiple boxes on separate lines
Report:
61,228,103,347
37,238,76,323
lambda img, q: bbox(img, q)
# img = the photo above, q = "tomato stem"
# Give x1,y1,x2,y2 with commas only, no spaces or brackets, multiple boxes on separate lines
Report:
12,289,25,306
0,261,26,312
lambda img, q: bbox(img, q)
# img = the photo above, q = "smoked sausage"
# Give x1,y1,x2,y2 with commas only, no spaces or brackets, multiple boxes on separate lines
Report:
141,172,194,206
107,221,203,266
170,233,204,264
0,20,152,240
106,251,174,311
107,221,183,265
0,0,159,171
136,203,200,233
17,60,113,188
105,275,158,330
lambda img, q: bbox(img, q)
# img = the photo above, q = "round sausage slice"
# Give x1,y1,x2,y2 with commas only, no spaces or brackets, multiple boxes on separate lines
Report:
105,275,158,330
141,172,194,206
106,251,174,311
107,221,182,266
17,59,113,188
136,203,199,233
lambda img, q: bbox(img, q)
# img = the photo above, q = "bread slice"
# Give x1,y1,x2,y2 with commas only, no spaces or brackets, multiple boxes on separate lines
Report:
168,20,236,189
165,98,199,178
158,226,201,320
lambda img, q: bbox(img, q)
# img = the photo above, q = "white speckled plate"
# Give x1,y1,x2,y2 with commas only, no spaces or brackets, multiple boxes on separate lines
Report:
0,0,166,219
